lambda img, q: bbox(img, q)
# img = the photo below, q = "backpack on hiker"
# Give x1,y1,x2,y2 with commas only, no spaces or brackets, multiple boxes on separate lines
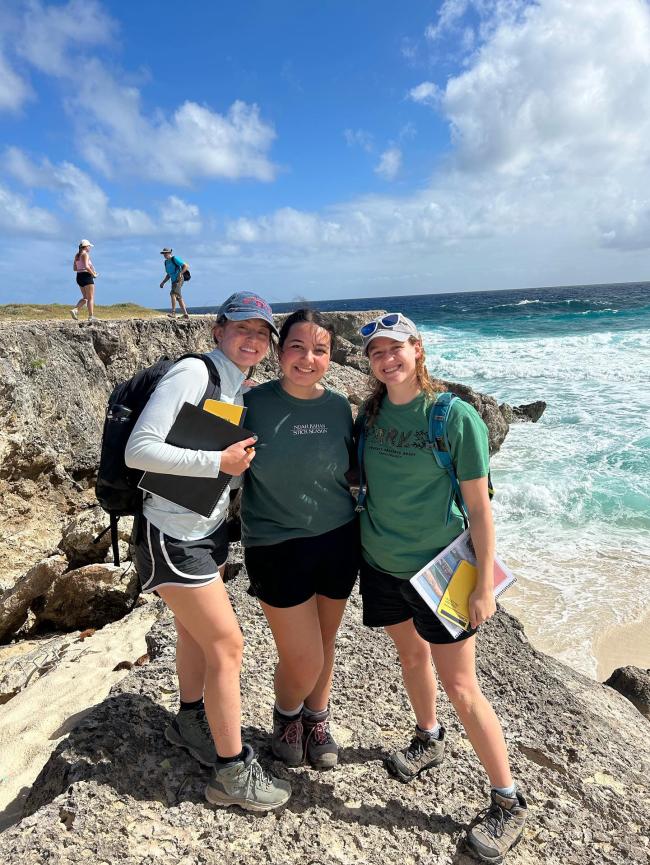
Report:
171,255,191,281
95,354,221,565
354,391,493,524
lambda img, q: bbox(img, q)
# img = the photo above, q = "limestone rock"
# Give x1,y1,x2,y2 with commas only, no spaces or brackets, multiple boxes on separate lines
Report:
500,400,547,424
0,556,67,642
0,633,74,704
34,563,140,630
59,506,133,567
604,665,650,720
2,578,648,865
442,380,509,454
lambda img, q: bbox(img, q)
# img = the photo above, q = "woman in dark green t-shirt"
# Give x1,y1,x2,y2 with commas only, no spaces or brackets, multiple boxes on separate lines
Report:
357,312,527,864
242,309,359,772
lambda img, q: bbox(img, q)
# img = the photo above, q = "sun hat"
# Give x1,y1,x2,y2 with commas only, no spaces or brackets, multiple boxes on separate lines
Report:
160,247,172,254
79,239,94,248
359,313,419,352
218,291,279,336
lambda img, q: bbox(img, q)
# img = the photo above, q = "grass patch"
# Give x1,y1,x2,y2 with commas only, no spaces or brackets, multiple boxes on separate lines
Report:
0,303,165,321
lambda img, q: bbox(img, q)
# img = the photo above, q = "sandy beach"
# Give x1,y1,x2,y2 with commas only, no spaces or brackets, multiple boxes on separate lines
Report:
594,604,650,681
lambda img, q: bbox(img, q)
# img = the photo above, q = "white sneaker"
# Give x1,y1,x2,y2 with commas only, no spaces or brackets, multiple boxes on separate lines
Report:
70,308,78,320
87,316,99,323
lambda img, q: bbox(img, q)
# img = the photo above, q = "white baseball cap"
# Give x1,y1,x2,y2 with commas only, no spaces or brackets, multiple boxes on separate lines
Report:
79,239,94,248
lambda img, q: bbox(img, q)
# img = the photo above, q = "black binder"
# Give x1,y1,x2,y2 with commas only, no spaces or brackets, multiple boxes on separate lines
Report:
138,401,255,518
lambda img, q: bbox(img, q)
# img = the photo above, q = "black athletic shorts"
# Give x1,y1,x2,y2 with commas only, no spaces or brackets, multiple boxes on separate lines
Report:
76,272,94,288
359,558,476,645
134,515,229,593
244,518,359,608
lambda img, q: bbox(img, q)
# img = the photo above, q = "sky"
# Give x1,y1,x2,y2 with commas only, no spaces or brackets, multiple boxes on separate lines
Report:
2,0,650,307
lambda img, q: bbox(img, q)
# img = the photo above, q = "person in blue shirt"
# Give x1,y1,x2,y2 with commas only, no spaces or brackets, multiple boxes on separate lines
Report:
160,247,189,319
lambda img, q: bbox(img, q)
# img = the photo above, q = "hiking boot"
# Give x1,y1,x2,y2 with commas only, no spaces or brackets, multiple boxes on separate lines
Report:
167,313,177,318
164,708,217,766
69,308,78,320
385,725,446,782
467,790,528,863
205,744,291,812
271,707,304,767
303,707,339,769
182,313,190,319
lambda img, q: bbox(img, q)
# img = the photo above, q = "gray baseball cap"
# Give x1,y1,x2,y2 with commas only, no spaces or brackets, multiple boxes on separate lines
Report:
359,313,419,352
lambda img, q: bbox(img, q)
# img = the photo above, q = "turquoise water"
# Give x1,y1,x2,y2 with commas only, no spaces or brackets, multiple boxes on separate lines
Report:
199,283,650,675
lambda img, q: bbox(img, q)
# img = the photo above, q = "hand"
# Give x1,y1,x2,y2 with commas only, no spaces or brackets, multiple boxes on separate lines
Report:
468,587,497,630
220,437,257,476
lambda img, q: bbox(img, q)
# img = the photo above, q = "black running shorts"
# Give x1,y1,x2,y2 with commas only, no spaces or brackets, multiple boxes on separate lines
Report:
134,515,229,593
359,558,476,645
76,272,94,288
244,519,359,608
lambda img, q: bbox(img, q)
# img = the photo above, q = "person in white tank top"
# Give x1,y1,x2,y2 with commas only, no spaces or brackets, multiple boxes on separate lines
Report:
70,238,99,323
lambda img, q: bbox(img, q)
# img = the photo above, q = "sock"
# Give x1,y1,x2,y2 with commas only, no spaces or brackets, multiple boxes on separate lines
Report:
417,722,441,739
180,697,204,713
275,701,303,719
493,783,517,798
303,705,328,720
215,748,246,765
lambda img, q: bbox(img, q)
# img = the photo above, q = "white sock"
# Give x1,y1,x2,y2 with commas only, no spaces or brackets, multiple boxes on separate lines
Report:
303,705,327,719
493,783,517,798
417,722,441,739
275,701,303,718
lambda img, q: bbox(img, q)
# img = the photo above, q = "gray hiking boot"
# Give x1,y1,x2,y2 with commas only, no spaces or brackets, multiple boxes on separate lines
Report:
303,707,339,769
205,744,291,812
164,708,217,766
386,725,446,782
467,790,528,863
271,707,304,767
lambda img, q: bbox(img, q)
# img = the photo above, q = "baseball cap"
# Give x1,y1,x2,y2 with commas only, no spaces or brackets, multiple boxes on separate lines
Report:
359,312,419,352
218,291,279,336
160,247,172,254
79,238,94,248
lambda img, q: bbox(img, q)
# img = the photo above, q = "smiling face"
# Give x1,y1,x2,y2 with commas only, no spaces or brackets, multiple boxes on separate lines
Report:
213,318,272,371
366,336,422,393
279,321,331,398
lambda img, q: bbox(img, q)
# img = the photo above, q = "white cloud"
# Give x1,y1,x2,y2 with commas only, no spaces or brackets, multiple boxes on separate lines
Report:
375,147,402,181
0,183,58,235
425,0,471,41
0,50,32,112
227,207,343,248
17,0,115,76
344,128,374,152
408,81,440,106
5,147,202,238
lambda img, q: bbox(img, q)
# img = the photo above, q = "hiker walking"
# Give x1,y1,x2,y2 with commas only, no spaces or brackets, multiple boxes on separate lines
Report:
70,239,98,323
124,292,290,812
355,312,528,863
241,308,359,771
160,247,189,319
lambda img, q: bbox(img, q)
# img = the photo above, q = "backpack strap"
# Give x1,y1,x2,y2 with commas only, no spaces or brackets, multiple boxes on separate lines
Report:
176,353,221,403
428,392,469,528
354,414,368,512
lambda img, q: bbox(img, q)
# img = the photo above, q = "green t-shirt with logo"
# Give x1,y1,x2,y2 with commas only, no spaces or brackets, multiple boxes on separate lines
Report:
242,380,357,546
360,392,489,579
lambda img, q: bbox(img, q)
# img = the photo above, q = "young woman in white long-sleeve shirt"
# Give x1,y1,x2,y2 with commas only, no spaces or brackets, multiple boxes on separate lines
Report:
125,292,291,813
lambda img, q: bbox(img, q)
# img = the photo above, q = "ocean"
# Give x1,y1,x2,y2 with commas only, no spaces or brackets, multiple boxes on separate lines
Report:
195,282,650,678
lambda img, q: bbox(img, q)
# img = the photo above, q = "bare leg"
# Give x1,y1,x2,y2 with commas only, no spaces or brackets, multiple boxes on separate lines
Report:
305,596,348,712
86,285,95,318
431,637,512,788
259,597,325,710
174,616,206,702
157,580,244,757
74,289,87,311
179,296,189,317
385,620,438,730
170,293,176,314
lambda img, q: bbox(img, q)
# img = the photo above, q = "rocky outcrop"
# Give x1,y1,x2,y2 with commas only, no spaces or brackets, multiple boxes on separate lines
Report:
605,666,650,720
0,315,511,589
0,556,68,641
0,578,647,864
500,400,547,424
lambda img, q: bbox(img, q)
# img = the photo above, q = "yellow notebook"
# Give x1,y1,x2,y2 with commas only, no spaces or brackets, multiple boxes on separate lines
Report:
436,560,477,631
203,399,246,425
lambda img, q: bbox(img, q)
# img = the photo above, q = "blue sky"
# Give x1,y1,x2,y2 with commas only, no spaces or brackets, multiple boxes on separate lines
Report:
2,0,650,307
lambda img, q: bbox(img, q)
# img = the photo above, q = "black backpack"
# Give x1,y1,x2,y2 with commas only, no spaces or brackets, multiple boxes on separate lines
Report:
172,255,191,281
95,353,221,564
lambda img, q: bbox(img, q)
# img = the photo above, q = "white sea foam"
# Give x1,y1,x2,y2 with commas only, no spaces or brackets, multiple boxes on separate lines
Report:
420,322,650,677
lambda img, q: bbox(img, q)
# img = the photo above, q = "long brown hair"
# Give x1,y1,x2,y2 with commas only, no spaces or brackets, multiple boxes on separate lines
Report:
363,336,445,426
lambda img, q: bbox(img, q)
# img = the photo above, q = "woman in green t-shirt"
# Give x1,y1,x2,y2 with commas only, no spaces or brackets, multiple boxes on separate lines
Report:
242,308,359,771
357,312,527,864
